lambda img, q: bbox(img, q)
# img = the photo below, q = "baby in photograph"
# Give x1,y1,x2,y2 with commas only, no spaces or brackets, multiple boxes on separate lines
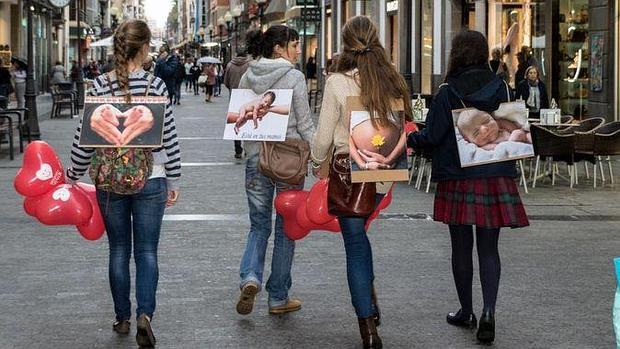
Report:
349,111,406,170
226,91,290,133
457,109,532,151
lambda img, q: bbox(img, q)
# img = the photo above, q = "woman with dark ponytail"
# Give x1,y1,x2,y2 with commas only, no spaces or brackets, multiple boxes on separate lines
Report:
311,16,411,349
66,19,182,347
235,25,315,316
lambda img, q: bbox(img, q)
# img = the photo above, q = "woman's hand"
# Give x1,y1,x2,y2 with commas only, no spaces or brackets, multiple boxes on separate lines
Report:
90,104,122,146
364,161,391,170
120,105,154,145
358,149,391,167
166,190,179,207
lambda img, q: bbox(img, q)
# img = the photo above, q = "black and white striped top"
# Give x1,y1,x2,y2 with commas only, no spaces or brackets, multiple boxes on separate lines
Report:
66,69,182,191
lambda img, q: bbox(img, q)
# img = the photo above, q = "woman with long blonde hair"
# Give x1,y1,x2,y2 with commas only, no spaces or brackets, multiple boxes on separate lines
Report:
67,19,181,347
311,16,411,349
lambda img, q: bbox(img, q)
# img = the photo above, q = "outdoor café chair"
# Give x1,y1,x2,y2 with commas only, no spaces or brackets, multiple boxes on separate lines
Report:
530,124,577,188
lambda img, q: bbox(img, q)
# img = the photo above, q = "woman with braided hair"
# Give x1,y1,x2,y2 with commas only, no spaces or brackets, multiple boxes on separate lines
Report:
311,16,412,349
66,19,182,348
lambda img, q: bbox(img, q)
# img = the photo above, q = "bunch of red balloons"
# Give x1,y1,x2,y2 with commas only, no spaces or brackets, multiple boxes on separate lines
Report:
274,179,392,240
13,141,105,240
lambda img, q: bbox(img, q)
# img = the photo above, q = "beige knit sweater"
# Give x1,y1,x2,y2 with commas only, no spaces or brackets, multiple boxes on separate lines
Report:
311,71,360,164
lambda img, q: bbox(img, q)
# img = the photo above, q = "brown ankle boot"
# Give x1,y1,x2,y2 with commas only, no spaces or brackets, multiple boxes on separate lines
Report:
358,316,383,349
371,285,381,326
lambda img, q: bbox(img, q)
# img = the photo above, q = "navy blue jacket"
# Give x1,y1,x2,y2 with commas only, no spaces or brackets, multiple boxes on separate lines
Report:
407,65,517,182
515,79,549,111
154,54,178,93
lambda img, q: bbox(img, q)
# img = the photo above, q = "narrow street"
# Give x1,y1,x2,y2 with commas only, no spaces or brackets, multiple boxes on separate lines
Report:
0,88,618,348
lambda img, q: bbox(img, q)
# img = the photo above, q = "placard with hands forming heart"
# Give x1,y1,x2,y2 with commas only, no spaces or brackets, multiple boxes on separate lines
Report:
90,104,155,146
79,96,167,148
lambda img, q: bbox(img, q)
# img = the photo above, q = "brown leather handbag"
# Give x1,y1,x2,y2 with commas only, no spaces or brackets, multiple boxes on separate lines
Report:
327,154,376,217
258,138,310,185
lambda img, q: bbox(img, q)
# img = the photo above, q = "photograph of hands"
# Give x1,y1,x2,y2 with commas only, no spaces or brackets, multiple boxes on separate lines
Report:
79,97,167,147
223,89,292,141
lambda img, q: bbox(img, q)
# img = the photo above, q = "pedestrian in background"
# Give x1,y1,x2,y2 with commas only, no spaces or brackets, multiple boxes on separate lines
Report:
235,25,315,317
173,53,185,105
184,57,193,92
142,55,154,74
154,46,178,104
515,65,549,119
0,59,12,109
407,30,529,345
66,19,181,348
10,59,26,108
310,16,412,349
50,60,66,87
224,47,252,159
489,47,508,83
204,63,216,103
102,56,115,74
190,61,201,95
215,63,224,97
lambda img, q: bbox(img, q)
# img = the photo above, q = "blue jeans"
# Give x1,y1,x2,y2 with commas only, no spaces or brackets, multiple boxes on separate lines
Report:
338,194,383,318
239,153,303,307
96,178,167,321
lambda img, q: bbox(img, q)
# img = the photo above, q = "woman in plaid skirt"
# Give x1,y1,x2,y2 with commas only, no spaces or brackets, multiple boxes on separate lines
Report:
407,30,529,345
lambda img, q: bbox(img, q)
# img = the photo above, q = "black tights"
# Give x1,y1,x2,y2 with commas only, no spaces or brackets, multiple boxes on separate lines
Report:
449,225,501,315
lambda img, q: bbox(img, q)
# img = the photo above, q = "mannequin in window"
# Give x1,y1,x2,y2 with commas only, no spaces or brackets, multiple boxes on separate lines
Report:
503,11,520,87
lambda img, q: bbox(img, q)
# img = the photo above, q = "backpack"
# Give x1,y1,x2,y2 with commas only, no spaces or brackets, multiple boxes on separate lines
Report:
88,72,155,195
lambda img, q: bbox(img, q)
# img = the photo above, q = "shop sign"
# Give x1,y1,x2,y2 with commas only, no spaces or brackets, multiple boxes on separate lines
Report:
387,1,398,14
296,0,318,5
302,7,321,22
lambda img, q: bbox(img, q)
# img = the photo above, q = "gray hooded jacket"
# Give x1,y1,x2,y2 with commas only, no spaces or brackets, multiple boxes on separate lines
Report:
238,58,315,156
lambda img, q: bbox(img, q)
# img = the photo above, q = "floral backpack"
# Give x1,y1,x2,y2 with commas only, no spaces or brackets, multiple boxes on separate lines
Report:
88,72,155,195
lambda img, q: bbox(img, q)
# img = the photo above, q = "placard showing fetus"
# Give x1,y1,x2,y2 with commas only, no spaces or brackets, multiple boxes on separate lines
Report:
347,96,409,183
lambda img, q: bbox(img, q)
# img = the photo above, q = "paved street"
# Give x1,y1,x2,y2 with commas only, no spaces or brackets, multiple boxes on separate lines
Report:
1,88,619,349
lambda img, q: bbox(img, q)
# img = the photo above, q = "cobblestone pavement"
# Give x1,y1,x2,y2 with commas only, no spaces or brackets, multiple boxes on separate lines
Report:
0,89,619,348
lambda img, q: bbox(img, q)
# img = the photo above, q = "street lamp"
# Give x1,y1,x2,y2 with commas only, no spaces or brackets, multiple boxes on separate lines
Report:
224,11,232,62
217,16,225,61
232,6,242,56
76,0,85,108
24,0,40,138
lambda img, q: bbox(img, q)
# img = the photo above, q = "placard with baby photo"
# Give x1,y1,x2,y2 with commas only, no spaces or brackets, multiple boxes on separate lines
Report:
452,101,534,167
223,89,293,141
79,96,168,147
348,96,409,183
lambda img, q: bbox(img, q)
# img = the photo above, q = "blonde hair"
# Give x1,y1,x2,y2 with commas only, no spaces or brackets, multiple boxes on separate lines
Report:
113,19,151,102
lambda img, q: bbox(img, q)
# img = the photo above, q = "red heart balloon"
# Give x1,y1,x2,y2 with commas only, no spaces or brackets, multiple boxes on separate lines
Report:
274,190,307,217
14,141,65,197
283,218,311,241
75,183,105,241
295,203,314,229
23,196,42,217
306,179,335,225
34,184,93,226
319,218,341,233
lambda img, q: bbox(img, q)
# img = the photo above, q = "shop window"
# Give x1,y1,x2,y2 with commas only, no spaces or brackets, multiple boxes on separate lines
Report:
389,14,398,66
556,0,589,119
421,0,432,95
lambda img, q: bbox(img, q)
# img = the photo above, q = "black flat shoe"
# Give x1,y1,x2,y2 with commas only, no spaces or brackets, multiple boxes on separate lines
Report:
476,310,495,345
446,309,477,329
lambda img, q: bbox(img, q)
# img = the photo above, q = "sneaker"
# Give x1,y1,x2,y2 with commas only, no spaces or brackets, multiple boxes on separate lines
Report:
112,320,130,335
269,298,302,315
136,314,156,348
236,282,259,315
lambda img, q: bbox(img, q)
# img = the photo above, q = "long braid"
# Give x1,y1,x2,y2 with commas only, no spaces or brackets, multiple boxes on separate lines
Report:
111,20,152,103
113,29,131,103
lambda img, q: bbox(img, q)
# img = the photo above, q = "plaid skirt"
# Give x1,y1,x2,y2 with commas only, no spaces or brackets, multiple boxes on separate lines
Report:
434,177,529,229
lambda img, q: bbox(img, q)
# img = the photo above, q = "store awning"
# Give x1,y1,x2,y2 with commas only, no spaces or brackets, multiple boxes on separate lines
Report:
264,0,286,23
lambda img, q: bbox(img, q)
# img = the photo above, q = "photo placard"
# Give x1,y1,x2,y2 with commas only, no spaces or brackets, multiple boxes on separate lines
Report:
223,89,293,141
78,96,168,148
452,101,534,167
347,96,409,183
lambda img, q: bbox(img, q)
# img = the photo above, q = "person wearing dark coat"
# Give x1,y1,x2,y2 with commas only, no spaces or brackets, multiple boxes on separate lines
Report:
224,49,252,160
0,59,12,108
154,47,178,103
515,65,549,119
407,30,529,345
190,62,202,95
173,52,185,105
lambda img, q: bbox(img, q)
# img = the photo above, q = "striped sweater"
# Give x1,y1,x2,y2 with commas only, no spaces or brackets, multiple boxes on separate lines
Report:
66,69,181,191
